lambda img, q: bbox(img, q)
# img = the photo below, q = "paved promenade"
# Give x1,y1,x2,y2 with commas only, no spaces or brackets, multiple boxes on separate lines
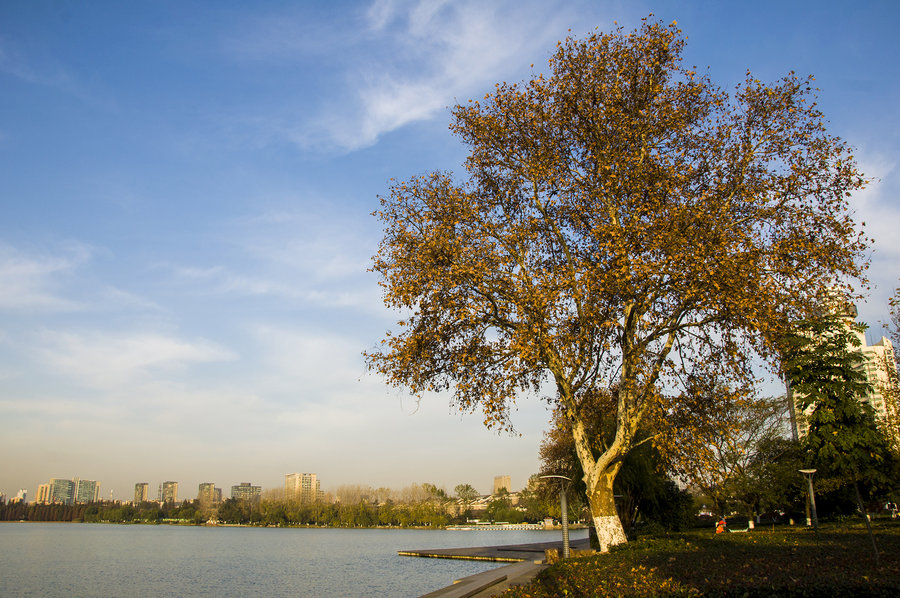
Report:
402,536,592,598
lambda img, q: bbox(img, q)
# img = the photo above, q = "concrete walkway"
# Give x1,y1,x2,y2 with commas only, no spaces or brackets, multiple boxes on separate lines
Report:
402,536,592,598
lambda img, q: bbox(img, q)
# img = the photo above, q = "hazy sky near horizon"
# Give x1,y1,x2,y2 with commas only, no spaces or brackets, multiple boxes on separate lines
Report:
2,0,899,500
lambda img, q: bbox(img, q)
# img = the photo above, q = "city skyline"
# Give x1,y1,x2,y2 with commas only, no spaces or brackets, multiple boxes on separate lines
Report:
2,1,899,501
13,472,517,504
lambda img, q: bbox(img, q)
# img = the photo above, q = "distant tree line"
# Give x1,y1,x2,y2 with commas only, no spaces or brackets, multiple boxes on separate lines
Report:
0,500,201,524
0,482,566,527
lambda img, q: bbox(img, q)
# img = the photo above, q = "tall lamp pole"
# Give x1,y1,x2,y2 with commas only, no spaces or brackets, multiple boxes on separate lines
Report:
540,475,572,559
799,469,819,531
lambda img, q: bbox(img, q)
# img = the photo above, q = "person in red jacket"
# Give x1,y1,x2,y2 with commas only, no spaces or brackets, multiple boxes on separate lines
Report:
716,517,727,534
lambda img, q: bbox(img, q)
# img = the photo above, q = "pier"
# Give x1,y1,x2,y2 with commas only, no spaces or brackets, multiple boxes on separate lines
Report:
402,536,592,597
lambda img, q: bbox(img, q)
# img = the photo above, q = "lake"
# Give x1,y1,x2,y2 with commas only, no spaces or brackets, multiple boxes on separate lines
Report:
0,523,583,597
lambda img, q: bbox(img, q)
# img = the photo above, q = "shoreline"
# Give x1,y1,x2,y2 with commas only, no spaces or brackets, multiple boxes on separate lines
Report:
2,519,586,531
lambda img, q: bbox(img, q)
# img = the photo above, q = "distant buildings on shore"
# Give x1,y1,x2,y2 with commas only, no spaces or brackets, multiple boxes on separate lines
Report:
33,478,100,505
8,472,525,508
231,482,261,504
198,482,221,508
194,482,261,506
134,482,149,504
158,481,178,503
2,489,28,504
285,472,321,503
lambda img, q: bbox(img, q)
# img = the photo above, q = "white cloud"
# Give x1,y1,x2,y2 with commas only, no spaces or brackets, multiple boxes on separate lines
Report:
220,0,572,152
838,151,900,333
163,206,383,311
250,325,367,392
854,155,900,259
0,243,90,311
0,242,163,315
323,0,568,150
241,222,371,282
170,263,379,309
365,0,401,31
33,329,236,390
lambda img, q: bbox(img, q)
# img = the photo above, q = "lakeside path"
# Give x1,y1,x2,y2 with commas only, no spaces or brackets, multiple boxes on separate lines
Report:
402,536,592,598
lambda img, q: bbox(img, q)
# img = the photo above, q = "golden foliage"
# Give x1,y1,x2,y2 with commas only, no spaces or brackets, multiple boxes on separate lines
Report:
367,18,868,545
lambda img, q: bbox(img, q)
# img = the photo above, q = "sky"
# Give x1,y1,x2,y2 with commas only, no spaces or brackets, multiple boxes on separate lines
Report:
1,0,899,501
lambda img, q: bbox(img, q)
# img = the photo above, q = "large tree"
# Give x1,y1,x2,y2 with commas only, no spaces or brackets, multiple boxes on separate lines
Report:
367,19,868,550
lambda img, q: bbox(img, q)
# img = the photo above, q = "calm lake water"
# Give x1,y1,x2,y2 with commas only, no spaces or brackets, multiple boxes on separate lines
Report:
0,523,583,597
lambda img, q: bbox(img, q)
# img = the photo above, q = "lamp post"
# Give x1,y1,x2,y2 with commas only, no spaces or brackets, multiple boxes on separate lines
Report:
799,469,818,531
540,475,572,558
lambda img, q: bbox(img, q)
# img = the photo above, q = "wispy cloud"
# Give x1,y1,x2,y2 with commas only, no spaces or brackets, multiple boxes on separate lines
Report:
0,243,90,311
837,151,900,332
33,329,236,390
251,325,366,389
855,155,900,259
326,0,569,150
164,206,381,310
218,5,356,62
171,263,380,309
220,0,572,151
0,242,162,315
0,37,110,107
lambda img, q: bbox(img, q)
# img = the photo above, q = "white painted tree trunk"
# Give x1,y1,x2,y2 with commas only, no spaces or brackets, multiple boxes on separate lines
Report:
586,468,628,552
592,514,628,552
570,413,629,552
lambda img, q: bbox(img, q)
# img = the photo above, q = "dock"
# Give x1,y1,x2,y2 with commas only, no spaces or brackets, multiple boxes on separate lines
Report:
402,536,592,597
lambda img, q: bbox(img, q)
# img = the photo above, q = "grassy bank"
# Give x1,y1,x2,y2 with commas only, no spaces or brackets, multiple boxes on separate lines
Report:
500,522,900,597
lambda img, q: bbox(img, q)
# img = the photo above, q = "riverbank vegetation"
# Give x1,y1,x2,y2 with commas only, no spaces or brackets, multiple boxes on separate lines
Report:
0,481,554,527
502,522,900,597
0,498,461,527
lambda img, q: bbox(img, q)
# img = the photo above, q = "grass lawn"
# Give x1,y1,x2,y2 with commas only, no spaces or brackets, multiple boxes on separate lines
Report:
500,521,900,597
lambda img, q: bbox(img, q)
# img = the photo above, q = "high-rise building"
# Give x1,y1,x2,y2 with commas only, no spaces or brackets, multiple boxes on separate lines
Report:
74,479,100,504
788,297,900,448
49,478,76,505
197,483,220,507
231,482,261,504
493,475,511,495
285,473,319,502
160,481,178,503
13,489,27,503
36,483,51,505
134,483,149,504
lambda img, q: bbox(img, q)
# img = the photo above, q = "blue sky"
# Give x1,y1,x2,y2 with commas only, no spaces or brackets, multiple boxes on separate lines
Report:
2,0,898,501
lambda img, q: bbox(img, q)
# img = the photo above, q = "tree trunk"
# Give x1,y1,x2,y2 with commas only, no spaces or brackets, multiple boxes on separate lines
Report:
853,479,880,568
586,466,628,552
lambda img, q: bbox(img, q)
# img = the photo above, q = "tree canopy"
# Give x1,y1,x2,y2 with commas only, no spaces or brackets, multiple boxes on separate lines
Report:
367,18,868,550
666,391,790,518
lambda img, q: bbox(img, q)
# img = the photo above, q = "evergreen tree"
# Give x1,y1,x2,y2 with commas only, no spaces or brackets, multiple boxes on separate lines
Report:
782,313,897,564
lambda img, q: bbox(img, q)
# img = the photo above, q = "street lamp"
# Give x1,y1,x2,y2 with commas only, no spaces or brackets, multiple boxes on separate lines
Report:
540,475,572,559
799,469,819,531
